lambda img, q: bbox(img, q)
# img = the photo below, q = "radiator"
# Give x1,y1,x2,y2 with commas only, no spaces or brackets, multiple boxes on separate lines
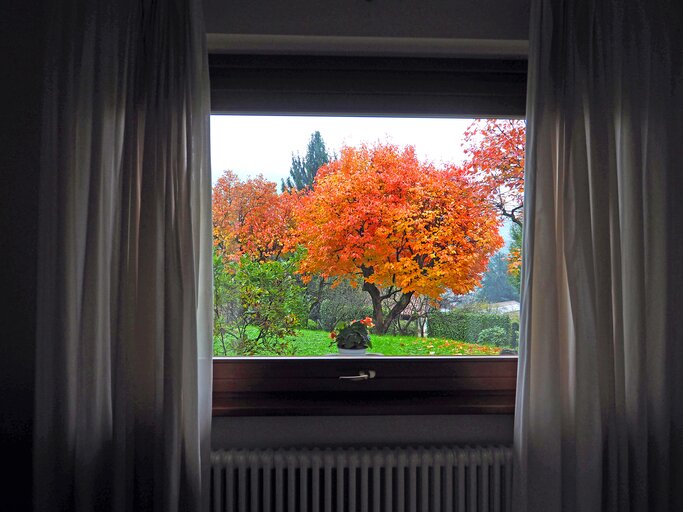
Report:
211,446,512,512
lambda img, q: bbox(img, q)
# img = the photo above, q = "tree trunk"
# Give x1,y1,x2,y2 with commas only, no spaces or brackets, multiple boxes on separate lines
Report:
307,275,327,322
362,281,413,335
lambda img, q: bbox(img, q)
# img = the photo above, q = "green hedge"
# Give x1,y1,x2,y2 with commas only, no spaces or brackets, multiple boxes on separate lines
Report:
427,310,513,345
477,326,509,347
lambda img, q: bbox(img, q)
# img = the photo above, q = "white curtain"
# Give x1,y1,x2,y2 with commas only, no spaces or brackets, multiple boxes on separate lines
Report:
34,1,212,511
515,1,683,511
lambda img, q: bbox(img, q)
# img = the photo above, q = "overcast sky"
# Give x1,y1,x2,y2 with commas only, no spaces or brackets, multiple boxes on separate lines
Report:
210,115,475,186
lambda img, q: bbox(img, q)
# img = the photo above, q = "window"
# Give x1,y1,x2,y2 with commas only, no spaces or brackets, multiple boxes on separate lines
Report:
210,55,526,415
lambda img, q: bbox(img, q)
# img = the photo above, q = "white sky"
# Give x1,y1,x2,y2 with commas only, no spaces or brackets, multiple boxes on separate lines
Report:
210,115,474,185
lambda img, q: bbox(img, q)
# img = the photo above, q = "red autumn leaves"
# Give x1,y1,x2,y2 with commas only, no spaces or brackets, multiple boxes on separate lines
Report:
213,140,507,304
212,116,528,337
463,119,526,278
212,171,298,262
294,143,503,299
463,119,525,226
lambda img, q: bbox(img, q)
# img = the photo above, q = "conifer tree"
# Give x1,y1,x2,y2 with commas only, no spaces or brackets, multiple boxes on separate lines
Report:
281,131,330,191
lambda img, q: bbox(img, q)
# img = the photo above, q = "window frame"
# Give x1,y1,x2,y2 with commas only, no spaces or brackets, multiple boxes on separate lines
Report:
213,357,517,416
210,53,525,417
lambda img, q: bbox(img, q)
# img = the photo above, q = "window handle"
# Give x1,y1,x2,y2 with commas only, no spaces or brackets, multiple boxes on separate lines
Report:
339,370,376,381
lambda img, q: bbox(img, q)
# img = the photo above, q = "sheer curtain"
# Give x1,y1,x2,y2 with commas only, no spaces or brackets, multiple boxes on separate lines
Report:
515,1,683,511
34,1,212,511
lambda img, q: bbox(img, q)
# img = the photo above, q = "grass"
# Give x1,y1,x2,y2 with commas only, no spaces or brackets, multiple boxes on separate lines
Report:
214,328,503,357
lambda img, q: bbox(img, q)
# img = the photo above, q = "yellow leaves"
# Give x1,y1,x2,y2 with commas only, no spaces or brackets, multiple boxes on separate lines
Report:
507,248,522,277
402,337,502,356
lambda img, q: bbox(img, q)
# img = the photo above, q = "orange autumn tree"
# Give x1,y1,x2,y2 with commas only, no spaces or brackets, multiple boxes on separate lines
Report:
463,119,526,283
293,143,504,335
212,170,297,262
463,119,526,226
212,171,306,356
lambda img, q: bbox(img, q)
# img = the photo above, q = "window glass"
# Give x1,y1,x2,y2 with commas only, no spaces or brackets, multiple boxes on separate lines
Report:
211,116,524,357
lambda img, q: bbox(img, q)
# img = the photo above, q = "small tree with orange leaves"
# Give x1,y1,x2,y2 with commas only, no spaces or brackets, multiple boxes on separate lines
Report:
293,143,504,335
463,119,526,287
212,170,297,262
212,171,306,355
463,119,526,227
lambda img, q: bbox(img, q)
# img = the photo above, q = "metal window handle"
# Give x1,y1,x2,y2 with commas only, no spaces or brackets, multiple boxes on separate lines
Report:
339,370,376,381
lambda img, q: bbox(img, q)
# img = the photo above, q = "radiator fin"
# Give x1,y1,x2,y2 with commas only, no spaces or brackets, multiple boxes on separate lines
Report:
211,446,512,512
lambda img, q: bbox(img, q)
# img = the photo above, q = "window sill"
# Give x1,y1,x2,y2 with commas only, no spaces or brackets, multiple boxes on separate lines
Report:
212,356,517,416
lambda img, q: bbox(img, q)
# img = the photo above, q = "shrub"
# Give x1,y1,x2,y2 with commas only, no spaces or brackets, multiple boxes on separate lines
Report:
316,280,372,331
510,321,520,348
477,326,509,347
332,318,373,350
319,299,372,331
213,255,308,356
384,322,420,337
427,310,512,344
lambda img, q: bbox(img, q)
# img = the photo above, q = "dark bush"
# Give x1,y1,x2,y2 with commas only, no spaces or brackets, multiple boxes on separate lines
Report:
510,321,520,348
317,282,373,332
427,310,512,344
384,319,420,337
477,326,509,347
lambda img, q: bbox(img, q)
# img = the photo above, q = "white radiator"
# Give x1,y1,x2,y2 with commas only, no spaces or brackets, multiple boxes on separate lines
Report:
211,446,512,512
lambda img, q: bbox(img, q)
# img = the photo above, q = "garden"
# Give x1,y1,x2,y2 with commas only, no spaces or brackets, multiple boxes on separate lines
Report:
212,120,525,357
213,328,507,357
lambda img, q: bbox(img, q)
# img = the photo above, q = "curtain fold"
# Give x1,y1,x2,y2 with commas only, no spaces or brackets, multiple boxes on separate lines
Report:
34,1,212,511
515,1,683,511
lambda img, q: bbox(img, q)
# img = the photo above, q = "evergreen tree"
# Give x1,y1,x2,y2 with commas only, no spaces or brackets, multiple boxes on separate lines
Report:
281,131,331,191
476,251,519,303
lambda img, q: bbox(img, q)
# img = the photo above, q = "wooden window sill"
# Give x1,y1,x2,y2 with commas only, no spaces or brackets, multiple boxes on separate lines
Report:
212,356,517,416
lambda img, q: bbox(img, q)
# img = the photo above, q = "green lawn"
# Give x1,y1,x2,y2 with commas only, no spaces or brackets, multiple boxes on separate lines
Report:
214,329,503,357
